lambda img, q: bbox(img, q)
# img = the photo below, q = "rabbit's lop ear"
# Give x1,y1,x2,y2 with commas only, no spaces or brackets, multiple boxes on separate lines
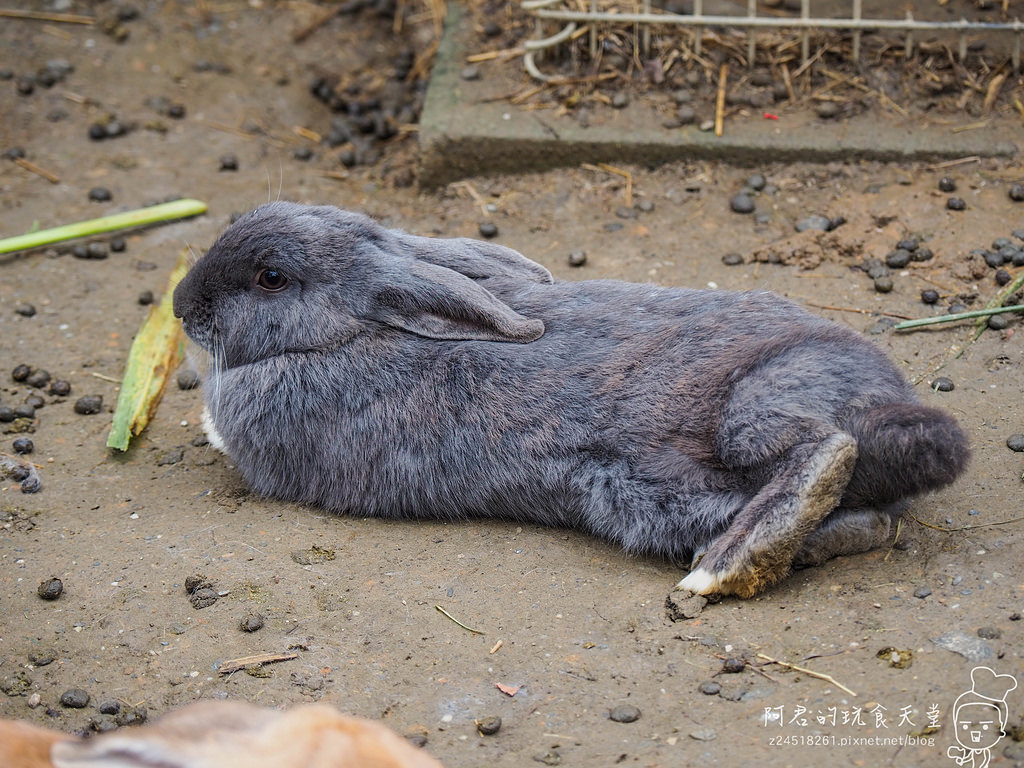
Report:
395,231,553,285
370,259,544,343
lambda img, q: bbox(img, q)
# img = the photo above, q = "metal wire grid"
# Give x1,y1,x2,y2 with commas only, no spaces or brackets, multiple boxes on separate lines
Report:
520,1,1024,81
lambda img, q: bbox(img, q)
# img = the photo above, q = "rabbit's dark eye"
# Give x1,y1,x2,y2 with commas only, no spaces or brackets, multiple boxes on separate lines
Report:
256,268,289,292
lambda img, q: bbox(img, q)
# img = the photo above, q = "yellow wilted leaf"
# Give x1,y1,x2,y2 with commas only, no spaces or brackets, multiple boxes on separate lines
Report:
106,248,190,451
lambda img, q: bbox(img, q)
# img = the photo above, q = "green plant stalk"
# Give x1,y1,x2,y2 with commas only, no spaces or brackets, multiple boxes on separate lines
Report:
894,304,1024,331
0,198,207,255
106,249,190,452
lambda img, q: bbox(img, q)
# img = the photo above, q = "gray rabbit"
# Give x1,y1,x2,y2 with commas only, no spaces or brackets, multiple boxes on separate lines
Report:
173,202,969,598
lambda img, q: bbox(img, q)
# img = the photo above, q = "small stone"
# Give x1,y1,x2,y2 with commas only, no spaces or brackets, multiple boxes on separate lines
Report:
15,303,36,317
938,176,957,192
37,577,63,600
730,193,755,214
946,197,966,211
74,395,103,415
698,680,721,695
746,173,766,191
897,237,919,252
920,289,939,305
219,154,239,171
913,586,932,599
636,200,655,213
1010,612,1021,621
12,437,34,454
978,626,1001,640
721,252,744,266
912,247,934,262
932,630,993,662
568,250,587,267
995,268,1012,286
177,369,201,390
1007,434,1024,452
873,276,893,293
60,688,90,708
460,66,480,81
1009,183,1024,202
49,380,71,397
26,693,41,708
482,20,502,37
475,716,502,735
689,728,717,741
12,364,31,382
20,476,41,494
240,612,265,632
478,222,498,239
614,206,637,220
608,704,641,723
795,214,831,232
138,290,154,305
611,92,629,109
88,187,113,202
931,377,955,392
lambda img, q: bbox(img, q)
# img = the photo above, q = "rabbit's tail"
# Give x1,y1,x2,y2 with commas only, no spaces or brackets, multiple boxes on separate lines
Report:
842,402,969,506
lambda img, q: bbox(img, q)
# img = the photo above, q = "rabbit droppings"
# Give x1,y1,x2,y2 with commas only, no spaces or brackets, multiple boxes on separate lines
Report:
173,202,969,598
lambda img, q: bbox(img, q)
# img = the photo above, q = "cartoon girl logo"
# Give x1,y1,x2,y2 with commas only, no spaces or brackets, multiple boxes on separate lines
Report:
947,666,1018,768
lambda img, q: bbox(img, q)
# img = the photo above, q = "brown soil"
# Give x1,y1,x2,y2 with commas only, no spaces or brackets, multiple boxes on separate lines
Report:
2,3,1024,767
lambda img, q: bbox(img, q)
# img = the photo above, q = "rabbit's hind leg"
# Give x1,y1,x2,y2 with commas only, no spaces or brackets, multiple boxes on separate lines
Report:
793,507,895,567
675,432,857,598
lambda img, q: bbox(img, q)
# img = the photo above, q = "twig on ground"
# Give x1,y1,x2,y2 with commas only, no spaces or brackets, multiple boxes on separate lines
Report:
435,605,486,635
756,653,857,697
217,652,298,675
906,512,1024,533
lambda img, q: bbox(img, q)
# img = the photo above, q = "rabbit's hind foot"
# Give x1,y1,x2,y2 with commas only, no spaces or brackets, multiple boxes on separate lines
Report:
793,507,894,566
674,432,858,598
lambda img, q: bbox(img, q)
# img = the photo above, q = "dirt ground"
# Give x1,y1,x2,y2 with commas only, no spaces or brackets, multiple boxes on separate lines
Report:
2,3,1024,767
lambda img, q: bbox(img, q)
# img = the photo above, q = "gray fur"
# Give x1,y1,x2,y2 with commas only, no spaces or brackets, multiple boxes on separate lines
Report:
173,202,970,591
